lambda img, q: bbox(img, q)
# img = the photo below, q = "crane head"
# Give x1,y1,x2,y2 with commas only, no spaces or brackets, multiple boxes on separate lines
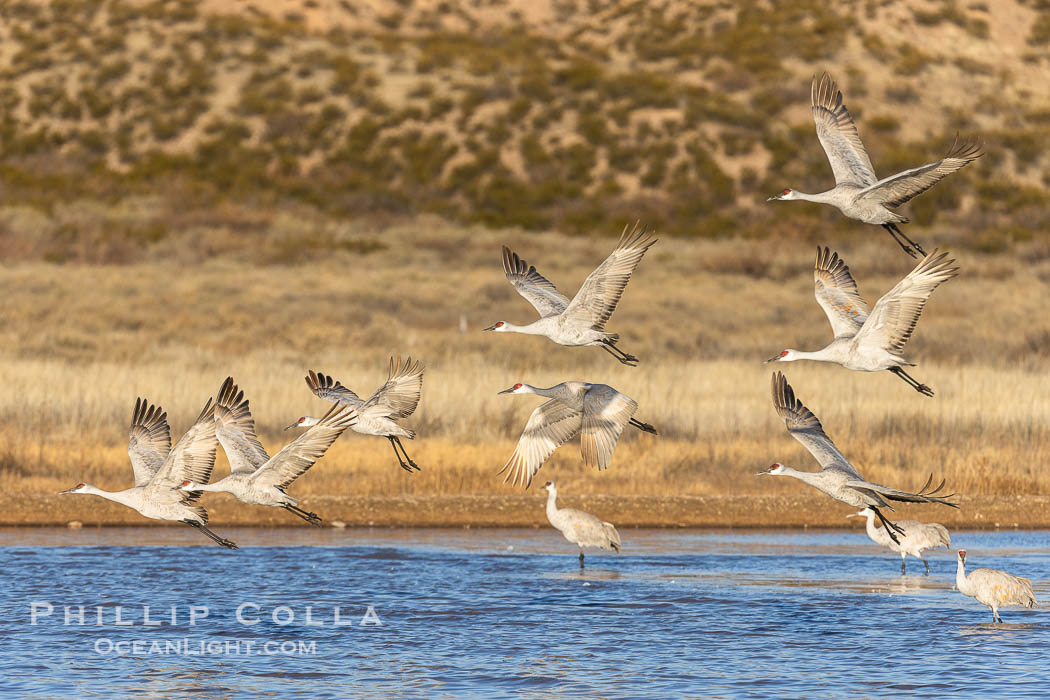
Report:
845,508,873,519
498,383,524,395
483,321,507,332
757,463,785,476
539,480,555,492
767,188,795,201
59,483,87,494
284,416,317,430
764,349,795,364
958,550,967,563
179,480,202,491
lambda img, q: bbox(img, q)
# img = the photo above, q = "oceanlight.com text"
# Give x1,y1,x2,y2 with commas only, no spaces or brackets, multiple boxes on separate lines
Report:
93,638,319,656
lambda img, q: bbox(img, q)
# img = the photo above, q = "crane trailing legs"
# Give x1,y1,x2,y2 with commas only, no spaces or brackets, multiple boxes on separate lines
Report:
889,366,933,396
600,338,639,366
387,435,418,472
881,223,926,258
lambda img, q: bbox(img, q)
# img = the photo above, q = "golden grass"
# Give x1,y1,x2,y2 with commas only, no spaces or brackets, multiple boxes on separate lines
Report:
2,223,1049,512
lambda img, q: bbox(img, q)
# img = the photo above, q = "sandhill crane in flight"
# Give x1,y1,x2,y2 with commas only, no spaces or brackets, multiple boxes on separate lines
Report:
765,247,958,396
847,506,950,575
767,73,982,258
541,480,621,569
290,356,424,473
60,396,237,549
484,222,657,366
180,377,357,526
498,381,657,488
956,550,1036,623
760,372,956,544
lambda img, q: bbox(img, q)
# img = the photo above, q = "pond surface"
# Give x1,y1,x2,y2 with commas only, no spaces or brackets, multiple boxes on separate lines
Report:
2,527,1048,698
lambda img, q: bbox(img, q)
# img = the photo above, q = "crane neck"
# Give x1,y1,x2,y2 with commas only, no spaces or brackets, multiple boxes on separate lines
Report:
520,384,562,399
192,481,228,493
545,488,559,520
81,485,138,509
862,510,890,545
956,558,972,595
777,466,823,489
501,321,548,336
791,190,836,204
785,348,838,363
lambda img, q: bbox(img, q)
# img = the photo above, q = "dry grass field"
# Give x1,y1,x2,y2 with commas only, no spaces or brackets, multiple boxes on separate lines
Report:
1,1,1049,526
2,219,1048,525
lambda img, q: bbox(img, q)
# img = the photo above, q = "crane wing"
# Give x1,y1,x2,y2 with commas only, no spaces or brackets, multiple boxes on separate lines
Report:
580,386,637,471
814,247,870,339
562,222,657,330
502,245,570,318
856,135,982,208
360,355,424,420
306,370,364,407
146,397,218,503
252,404,357,490
214,377,270,474
811,73,877,187
852,250,958,357
128,397,171,487
771,372,861,478
499,399,582,488
844,473,958,508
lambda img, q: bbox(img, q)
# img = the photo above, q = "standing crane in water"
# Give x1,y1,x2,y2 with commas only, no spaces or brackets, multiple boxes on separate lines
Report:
847,507,950,575
181,377,357,526
61,396,238,548
541,481,621,569
956,550,1036,623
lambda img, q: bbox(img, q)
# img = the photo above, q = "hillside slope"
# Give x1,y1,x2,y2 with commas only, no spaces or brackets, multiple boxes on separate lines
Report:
0,0,1048,257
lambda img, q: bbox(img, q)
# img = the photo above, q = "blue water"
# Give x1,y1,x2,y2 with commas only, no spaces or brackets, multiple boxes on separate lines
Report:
2,527,1048,698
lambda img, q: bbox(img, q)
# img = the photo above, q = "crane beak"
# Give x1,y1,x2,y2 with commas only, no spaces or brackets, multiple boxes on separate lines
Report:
482,324,499,332
497,387,516,395
763,354,782,364
58,488,75,494
284,422,299,430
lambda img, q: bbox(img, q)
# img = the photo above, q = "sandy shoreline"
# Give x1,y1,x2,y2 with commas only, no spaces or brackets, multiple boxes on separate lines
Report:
7,494,1050,529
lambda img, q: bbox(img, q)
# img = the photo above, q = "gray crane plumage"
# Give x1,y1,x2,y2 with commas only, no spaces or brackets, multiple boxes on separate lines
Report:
292,356,424,472
847,506,950,574
128,397,171,486
498,381,657,488
484,222,657,365
766,247,959,396
956,550,1036,623
768,73,982,258
61,396,237,548
182,377,357,526
541,481,621,569
760,372,957,544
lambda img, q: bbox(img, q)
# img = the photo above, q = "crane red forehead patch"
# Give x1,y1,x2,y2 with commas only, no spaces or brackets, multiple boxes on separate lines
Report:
513,383,522,390
782,188,791,195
